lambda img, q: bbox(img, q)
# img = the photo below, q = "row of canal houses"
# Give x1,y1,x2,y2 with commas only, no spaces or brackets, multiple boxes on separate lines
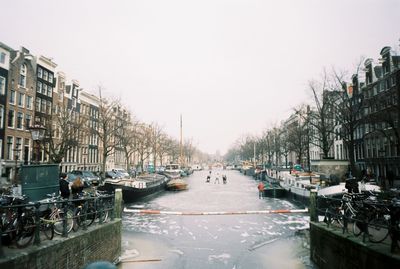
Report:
283,46,400,181
0,41,130,184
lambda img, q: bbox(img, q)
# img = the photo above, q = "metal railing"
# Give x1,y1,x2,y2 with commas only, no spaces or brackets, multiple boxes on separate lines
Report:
0,192,115,256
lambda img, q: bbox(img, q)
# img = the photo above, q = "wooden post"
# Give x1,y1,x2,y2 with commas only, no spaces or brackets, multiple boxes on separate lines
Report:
310,189,318,222
114,189,123,219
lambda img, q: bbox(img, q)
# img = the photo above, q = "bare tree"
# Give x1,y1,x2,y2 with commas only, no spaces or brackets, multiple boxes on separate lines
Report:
135,123,152,172
44,97,87,163
331,62,365,176
96,88,122,174
118,114,139,173
150,123,164,171
306,70,337,159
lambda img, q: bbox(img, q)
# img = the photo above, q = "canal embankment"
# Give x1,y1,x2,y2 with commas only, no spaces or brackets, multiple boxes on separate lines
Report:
310,221,400,269
0,219,121,269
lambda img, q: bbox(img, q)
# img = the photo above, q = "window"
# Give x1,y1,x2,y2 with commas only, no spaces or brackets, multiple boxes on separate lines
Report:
6,136,13,160
25,114,31,130
9,90,15,104
35,98,40,112
8,110,14,127
48,73,53,84
0,52,5,64
0,76,5,95
26,95,33,109
43,70,48,81
47,85,52,97
41,99,46,113
17,112,23,129
0,105,3,129
19,64,26,87
42,83,47,95
18,92,24,107
37,81,42,93
15,137,22,161
46,101,51,114
37,67,43,79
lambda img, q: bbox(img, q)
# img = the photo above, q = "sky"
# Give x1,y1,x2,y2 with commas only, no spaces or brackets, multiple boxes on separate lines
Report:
1,0,399,155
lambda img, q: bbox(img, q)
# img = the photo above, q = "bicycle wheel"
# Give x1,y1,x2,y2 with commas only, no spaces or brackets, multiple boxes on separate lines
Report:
53,209,74,235
368,217,389,243
352,221,363,237
15,215,35,248
41,221,54,240
75,205,95,227
98,200,110,223
324,207,343,228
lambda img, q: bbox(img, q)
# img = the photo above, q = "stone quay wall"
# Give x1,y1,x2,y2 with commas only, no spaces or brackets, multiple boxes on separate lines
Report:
0,219,121,269
310,222,400,269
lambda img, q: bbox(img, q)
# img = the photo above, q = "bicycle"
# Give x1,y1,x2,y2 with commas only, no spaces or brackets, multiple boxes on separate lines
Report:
39,194,74,235
0,194,35,248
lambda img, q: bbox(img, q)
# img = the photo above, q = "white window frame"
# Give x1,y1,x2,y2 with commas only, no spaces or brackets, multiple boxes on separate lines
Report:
0,105,3,129
8,109,14,128
26,95,33,110
0,76,5,95
16,111,24,129
18,92,25,107
9,90,15,104
19,64,26,88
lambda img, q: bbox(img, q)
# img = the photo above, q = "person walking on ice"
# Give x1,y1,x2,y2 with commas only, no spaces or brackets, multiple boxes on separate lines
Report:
258,181,265,199
214,173,220,184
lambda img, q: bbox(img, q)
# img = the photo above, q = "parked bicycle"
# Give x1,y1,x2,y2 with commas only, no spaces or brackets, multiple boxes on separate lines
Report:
0,194,35,248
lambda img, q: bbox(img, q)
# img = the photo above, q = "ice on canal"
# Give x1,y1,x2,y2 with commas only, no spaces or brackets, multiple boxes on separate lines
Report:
118,170,315,269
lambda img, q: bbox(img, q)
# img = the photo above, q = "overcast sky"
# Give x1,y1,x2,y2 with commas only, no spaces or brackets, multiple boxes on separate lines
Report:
1,0,399,155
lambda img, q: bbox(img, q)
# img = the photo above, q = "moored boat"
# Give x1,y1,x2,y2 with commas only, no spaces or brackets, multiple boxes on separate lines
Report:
263,175,286,198
98,174,169,203
163,163,182,179
166,178,188,191
280,172,381,204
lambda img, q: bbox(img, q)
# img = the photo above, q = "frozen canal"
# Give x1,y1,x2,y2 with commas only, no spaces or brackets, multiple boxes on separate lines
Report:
118,169,316,269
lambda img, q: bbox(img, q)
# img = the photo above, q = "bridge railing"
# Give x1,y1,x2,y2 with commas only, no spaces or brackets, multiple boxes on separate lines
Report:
0,191,117,256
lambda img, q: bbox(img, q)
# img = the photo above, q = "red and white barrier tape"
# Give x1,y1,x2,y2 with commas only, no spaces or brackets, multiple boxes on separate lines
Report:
124,208,308,215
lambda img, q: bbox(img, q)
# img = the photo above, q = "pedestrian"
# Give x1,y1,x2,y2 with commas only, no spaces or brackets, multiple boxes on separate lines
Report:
222,174,227,184
71,176,84,199
214,173,220,184
258,181,265,199
206,174,211,183
345,177,359,193
59,173,70,199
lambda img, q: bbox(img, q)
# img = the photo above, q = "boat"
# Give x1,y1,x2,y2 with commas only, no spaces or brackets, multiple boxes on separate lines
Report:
166,178,188,191
280,172,381,204
263,175,286,198
98,174,169,203
163,163,182,179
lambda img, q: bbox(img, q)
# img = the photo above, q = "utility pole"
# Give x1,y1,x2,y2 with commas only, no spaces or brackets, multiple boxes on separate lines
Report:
180,114,183,167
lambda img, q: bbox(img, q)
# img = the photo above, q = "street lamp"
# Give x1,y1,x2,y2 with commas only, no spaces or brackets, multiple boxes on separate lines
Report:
83,152,88,170
13,142,21,186
29,123,46,164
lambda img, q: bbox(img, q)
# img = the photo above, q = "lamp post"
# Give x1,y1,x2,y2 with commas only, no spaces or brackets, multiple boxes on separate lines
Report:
13,142,21,186
83,152,88,170
29,123,46,164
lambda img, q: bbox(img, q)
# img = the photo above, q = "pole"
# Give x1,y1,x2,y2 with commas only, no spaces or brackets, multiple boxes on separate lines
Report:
180,114,183,166
253,143,256,168
114,188,123,219
310,189,318,222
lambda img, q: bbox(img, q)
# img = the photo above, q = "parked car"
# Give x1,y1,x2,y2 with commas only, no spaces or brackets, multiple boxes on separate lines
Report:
112,169,130,179
70,170,101,186
105,170,122,179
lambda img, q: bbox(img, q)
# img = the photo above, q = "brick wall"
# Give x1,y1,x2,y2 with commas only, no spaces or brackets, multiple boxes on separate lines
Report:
0,220,121,269
310,222,400,269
